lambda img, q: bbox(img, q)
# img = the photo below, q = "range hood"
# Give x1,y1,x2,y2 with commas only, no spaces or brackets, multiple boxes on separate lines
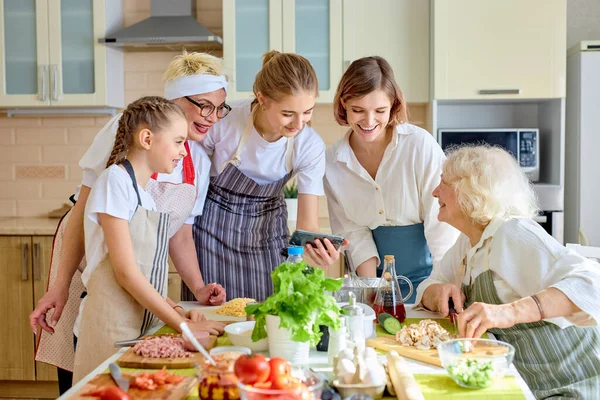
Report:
99,0,222,51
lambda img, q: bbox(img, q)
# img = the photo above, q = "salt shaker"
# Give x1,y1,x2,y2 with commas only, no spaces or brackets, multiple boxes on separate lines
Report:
340,292,365,352
327,318,347,365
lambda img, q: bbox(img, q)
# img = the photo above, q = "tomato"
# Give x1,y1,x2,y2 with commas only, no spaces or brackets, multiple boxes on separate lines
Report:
83,386,133,400
267,357,291,382
234,353,271,384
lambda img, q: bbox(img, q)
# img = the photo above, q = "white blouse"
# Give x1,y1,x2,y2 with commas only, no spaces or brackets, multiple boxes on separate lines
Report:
324,123,460,268
415,217,600,328
201,99,326,195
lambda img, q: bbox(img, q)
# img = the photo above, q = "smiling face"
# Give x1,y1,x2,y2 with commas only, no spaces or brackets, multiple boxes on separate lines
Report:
432,175,464,227
344,90,392,143
148,112,189,174
173,88,227,142
257,92,316,139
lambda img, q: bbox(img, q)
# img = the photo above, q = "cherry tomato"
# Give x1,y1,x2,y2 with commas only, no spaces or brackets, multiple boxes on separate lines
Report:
84,386,132,400
267,357,292,389
234,353,271,384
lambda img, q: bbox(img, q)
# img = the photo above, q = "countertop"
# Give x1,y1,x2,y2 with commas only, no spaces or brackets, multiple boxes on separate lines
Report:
0,217,61,235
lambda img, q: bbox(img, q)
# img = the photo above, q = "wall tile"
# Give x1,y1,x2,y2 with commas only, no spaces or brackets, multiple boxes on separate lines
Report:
125,72,148,90
67,127,103,145
17,199,65,217
0,128,15,145
16,128,67,145
42,182,78,199
16,165,66,180
0,117,42,128
0,146,42,164
0,182,41,199
67,164,83,181
0,200,17,217
42,146,89,164
41,117,95,127
0,165,14,180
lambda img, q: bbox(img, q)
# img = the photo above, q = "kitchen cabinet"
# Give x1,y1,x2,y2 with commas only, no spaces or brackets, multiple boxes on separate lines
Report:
342,0,429,103
432,0,566,100
0,0,123,108
167,258,181,303
223,0,342,103
0,235,57,381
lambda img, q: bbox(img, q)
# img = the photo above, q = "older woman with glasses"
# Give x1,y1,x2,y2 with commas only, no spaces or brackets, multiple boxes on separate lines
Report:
29,51,229,395
416,145,600,398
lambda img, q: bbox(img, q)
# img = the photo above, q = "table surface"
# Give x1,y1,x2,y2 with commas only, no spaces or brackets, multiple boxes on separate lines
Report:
59,303,535,399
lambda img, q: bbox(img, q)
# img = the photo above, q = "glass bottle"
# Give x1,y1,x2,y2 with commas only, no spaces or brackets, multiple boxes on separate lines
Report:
373,255,414,323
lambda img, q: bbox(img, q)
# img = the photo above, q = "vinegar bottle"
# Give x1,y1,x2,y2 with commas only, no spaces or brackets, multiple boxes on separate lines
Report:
373,255,411,323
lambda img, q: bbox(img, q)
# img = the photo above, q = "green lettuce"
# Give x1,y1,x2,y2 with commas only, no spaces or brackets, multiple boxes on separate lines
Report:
245,260,343,346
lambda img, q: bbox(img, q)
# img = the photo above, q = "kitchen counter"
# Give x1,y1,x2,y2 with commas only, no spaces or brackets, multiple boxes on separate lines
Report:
0,217,61,235
59,304,535,400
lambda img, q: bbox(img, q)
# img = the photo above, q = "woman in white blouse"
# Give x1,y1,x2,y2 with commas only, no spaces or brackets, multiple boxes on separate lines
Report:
323,56,459,302
417,145,600,398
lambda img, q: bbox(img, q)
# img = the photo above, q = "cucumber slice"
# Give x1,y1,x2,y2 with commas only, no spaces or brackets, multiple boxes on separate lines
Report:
383,316,402,334
377,312,394,326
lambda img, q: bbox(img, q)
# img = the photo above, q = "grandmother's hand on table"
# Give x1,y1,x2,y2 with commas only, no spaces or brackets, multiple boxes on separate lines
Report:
458,302,517,339
187,320,227,336
422,283,465,316
305,238,349,267
196,283,227,306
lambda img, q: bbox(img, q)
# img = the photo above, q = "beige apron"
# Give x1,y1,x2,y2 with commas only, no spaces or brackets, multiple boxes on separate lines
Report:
72,160,171,383
35,142,196,371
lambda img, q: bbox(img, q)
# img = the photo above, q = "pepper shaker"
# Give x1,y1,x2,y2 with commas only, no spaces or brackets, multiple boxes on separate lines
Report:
340,292,365,352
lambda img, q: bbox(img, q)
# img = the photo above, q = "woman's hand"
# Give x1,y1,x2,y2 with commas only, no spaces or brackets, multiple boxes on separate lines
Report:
196,283,226,306
304,238,349,267
457,302,517,339
187,320,227,336
29,283,70,334
185,309,207,323
421,283,465,316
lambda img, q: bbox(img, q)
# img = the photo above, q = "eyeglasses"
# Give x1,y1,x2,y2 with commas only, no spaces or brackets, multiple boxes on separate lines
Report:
185,96,231,119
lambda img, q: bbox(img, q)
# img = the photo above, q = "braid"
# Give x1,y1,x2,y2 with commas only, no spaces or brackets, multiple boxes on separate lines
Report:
105,96,186,168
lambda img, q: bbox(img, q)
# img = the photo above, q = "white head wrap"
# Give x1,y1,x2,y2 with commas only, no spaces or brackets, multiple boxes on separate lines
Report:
163,75,228,100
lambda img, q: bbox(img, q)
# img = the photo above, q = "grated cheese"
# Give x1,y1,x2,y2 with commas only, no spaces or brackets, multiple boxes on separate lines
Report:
215,297,256,317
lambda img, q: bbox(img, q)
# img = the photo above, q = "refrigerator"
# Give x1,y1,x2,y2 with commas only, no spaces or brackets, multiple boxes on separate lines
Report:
565,40,600,246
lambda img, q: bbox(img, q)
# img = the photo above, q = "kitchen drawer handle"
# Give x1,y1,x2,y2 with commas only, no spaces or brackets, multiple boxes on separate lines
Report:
21,242,29,281
40,65,47,101
478,89,520,95
51,64,58,101
33,242,41,281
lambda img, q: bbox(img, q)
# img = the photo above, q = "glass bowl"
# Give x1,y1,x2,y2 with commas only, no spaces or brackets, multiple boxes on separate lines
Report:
236,366,323,400
437,338,515,389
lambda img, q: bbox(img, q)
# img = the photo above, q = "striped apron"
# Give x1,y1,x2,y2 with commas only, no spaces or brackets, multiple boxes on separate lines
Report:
463,245,600,398
72,160,171,383
35,142,196,373
187,112,294,302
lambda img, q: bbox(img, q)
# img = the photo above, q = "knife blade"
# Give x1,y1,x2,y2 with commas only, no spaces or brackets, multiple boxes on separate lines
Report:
109,362,130,392
448,298,459,334
114,338,142,348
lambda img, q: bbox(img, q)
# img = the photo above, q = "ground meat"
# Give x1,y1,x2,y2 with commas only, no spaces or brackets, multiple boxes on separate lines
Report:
132,336,193,358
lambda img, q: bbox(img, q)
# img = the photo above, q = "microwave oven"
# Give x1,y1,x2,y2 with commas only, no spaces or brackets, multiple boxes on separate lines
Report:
438,128,540,182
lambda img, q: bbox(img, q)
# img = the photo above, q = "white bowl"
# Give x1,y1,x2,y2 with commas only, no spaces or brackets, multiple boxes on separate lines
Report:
337,302,376,338
224,321,269,352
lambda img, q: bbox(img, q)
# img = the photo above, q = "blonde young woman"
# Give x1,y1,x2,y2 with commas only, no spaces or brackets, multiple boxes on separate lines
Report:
418,146,600,398
324,56,458,302
189,51,345,302
30,52,228,393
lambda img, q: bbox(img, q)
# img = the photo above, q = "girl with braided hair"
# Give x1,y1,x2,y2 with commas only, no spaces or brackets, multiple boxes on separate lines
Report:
72,96,226,382
31,52,229,393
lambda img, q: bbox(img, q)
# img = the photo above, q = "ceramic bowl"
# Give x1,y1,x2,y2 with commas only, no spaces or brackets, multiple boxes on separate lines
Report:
224,321,269,352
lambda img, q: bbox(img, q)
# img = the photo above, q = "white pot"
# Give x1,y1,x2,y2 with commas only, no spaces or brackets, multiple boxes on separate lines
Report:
265,314,310,364
284,198,298,222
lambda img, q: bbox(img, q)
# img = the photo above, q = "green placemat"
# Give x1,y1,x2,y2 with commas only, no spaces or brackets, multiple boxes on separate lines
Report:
381,374,526,399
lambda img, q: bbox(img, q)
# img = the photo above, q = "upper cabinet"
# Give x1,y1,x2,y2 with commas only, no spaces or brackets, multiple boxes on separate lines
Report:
0,0,124,108
224,0,429,104
343,0,429,104
432,0,566,100
223,0,342,103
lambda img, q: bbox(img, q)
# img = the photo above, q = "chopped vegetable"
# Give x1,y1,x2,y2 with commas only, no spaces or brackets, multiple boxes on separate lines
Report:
447,359,496,388
377,312,394,326
383,316,402,334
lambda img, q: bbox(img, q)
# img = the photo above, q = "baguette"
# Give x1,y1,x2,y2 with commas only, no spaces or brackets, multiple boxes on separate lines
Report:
386,351,424,400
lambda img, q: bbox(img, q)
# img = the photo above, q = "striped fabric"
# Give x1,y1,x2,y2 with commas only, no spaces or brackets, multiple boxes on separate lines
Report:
187,163,293,302
464,270,600,398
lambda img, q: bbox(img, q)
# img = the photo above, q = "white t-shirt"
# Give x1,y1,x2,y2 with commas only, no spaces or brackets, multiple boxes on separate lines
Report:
324,123,460,268
77,113,210,224
75,164,156,336
415,217,600,329
202,99,326,195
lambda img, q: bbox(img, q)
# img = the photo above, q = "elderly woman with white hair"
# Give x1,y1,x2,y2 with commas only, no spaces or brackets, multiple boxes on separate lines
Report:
416,145,600,398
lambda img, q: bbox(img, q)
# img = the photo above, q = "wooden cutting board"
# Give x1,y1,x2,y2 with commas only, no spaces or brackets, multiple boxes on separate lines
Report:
70,372,196,399
117,335,218,369
367,335,446,367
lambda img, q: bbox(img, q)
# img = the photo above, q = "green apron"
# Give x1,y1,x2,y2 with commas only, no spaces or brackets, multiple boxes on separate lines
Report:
463,251,600,398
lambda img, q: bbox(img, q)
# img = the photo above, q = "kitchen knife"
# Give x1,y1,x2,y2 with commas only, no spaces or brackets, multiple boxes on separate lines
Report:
109,362,130,392
448,298,459,334
114,338,142,348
